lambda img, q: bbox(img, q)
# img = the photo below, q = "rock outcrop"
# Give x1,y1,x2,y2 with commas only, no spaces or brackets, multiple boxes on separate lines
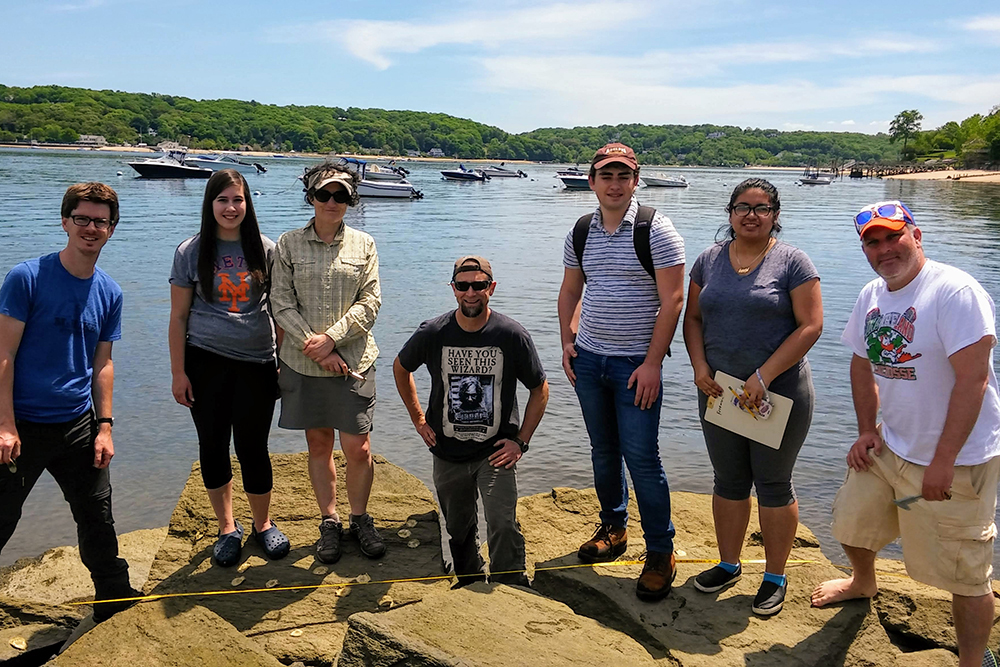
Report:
0,457,993,666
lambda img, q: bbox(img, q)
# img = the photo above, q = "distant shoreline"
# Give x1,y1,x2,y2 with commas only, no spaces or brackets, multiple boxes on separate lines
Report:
885,169,1000,183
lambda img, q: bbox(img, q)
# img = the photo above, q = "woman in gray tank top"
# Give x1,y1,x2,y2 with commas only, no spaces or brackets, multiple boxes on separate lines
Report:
682,178,823,616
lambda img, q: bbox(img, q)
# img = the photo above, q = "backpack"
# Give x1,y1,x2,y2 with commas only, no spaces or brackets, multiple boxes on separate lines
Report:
573,205,656,282
572,205,670,356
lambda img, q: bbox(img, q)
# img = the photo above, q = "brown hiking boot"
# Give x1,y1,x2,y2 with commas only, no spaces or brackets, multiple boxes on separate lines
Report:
636,550,676,601
578,524,627,563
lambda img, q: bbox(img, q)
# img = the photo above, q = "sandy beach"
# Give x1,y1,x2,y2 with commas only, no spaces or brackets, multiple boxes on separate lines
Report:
885,169,1000,183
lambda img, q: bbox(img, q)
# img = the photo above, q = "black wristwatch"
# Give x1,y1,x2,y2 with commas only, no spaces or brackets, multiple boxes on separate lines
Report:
512,436,528,453
97,417,114,428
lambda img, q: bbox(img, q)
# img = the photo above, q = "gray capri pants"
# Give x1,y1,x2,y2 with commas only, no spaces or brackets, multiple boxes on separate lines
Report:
697,361,814,507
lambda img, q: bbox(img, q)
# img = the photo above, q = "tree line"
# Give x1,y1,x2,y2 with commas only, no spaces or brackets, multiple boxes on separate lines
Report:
888,108,1000,165
0,84,994,167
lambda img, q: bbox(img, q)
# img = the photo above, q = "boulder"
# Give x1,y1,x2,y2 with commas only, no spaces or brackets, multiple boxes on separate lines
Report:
143,452,449,665
47,600,284,666
337,582,662,667
0,528,167,606
518,488,979,666
0,597,85,665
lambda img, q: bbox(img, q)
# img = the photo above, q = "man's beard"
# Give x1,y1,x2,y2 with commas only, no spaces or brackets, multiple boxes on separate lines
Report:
460,302,484,318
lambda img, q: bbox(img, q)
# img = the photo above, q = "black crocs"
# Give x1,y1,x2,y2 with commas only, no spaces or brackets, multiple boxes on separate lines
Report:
253,520,290,560
213,521,244,567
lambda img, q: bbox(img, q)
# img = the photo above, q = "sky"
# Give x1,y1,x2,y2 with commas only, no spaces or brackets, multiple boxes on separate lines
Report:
1,0,998,135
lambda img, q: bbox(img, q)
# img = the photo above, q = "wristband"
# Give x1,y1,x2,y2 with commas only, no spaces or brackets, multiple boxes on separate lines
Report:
512,436,529,453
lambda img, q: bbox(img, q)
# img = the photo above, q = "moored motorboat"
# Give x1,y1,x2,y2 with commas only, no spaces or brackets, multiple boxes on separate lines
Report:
641,173,688,188
364,163,408,181
481,163,527,178
185,154,267,175
559,174,592,190
555,167,587,177
337,158,423,199
441,165,489,181
127,151,213,179
799,168,834,185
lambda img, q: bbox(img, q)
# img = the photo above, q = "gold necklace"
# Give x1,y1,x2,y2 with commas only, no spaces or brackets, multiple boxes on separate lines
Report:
733,237,773,275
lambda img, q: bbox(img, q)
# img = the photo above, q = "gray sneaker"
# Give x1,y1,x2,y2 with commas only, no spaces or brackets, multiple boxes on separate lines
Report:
316,519,343,564
350,513,386,559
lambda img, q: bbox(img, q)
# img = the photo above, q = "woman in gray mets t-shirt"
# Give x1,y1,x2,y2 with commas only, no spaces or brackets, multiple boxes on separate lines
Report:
682,178,823,616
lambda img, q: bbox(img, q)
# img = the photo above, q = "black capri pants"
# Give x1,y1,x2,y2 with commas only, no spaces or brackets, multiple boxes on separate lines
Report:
697,361,814,507
186,344,278,494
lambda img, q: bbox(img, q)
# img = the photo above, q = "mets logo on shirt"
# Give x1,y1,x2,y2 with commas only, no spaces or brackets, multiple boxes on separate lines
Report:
863,307,922,380
218,272,251,312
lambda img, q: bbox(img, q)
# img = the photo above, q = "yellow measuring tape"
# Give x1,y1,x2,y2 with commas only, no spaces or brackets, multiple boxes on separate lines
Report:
71,558,823,606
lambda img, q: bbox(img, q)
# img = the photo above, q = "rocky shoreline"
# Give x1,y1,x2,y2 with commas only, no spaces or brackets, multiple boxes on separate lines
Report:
1,452,992,666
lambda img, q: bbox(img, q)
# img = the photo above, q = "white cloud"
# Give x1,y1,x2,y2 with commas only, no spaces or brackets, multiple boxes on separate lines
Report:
270,1,645,70
961,15,1000,33
841,120,856,125
783,123,815,131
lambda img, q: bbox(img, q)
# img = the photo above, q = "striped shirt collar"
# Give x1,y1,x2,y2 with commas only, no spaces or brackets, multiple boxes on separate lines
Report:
303,217,345,246
591,197,639,235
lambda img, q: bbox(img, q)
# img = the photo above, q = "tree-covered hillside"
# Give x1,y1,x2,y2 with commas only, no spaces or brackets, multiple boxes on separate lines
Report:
0,84,905,166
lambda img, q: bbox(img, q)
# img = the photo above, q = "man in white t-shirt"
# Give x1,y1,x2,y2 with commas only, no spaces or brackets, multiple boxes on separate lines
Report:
811,200,1000,667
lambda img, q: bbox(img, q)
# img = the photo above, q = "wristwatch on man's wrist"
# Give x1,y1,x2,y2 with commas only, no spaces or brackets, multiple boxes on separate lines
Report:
512,436,528,453
97,417,114,428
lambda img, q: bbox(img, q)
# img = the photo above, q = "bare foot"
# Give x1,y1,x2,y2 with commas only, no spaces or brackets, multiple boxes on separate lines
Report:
811,576,877,607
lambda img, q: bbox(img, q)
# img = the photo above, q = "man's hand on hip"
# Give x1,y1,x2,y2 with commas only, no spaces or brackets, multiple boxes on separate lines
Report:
846,431,882,472
488,439,522,469
628,361,661,410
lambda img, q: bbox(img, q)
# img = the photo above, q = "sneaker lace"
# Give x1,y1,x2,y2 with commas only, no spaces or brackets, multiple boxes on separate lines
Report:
353,514,382,549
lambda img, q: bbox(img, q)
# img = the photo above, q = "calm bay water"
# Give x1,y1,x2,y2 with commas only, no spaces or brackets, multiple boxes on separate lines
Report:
2,147,1000,568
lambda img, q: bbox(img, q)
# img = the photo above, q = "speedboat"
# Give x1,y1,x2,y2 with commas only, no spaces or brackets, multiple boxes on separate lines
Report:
559,174,592,190
555,167,587,177
337,158,423,199
799,168,833,185
364,163,409,182
185,154,266,175
481,163,527,178
441,165,489,181
127,151,213,179
641,173,688,188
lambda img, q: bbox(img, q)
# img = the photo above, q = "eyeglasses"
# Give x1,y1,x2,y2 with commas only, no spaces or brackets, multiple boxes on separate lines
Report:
312,188,351,204
452,280,491,292
730,203,775,217
70,215,114,230
854,201,914,235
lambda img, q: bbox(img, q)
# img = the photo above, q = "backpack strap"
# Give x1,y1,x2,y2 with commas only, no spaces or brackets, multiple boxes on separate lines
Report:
633,205,656,281
573,214,593,282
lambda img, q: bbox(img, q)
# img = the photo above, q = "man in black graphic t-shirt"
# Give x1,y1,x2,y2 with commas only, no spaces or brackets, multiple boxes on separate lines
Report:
394,256,548,587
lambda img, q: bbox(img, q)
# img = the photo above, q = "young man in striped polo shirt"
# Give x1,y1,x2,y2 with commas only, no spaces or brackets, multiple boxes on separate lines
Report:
557,143,686,601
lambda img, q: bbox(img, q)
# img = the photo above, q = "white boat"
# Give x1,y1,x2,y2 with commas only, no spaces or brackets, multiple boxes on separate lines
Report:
559,174,592,190
641,173,688,188
799,168,834,185
481,163,527,178
339,158,423,199
364,163,408,182
441,165,489,181
127,151,214,179
185,154,267,175
555,167,587,177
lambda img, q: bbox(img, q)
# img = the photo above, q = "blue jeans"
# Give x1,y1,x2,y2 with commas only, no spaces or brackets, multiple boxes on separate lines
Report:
573,347,675,553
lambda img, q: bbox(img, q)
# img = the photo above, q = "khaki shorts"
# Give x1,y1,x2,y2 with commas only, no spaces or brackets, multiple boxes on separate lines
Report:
831,435,1000,597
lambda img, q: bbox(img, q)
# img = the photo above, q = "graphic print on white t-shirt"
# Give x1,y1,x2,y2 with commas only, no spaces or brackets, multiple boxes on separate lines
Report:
440,346,503,442
863,306,923,380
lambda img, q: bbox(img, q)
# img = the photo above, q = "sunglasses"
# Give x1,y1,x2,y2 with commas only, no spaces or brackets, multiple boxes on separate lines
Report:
854,201,913,235
312,188,351,204
452,280,491,292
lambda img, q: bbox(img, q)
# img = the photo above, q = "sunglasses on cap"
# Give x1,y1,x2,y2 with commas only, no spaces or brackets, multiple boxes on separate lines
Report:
854,201,914,235
312,188,351,204
452,280,491,292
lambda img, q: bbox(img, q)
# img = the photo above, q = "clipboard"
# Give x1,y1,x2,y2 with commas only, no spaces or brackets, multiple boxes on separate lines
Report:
704,371,793,449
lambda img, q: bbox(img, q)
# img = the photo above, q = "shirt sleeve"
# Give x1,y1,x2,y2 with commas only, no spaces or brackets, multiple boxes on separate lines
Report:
785,247,821,291
513,325,546,389
397,322,432,372
0,263,33,323
168,239,195,288
649,214,685,270
100,290,123,342
562,228,580,270
840,289,871,359
937,283,997,357
689,249,706,287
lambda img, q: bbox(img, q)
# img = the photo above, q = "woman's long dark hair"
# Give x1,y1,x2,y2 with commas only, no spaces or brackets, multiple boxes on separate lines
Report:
716,177,783,242
198,169,268,302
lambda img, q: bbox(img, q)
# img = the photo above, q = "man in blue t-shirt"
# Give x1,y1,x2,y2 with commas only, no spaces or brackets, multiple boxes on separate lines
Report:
393,256,549,587
0,182,136,622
